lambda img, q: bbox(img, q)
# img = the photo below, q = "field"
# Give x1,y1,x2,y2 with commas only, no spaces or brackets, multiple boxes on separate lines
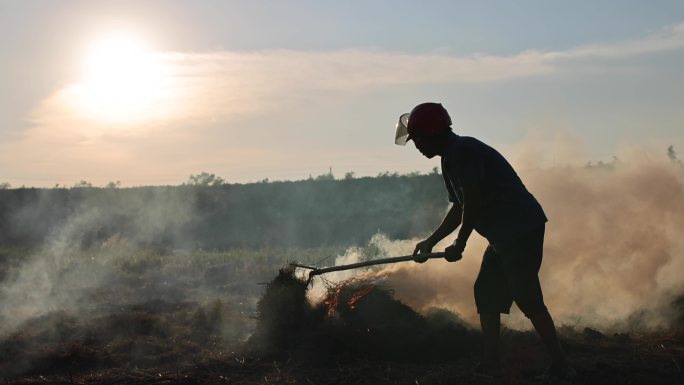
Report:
1,165,684,384
0,245,682,385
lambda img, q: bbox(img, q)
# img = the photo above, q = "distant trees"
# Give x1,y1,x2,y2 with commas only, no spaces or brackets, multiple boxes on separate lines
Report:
0,172,447,249
73,180,93,188
377,171,399,178
582,146,684,170
315,167,335,181
0,182,10,190
187,172,225,186
183,168,438,186
585,156,620,170
668,145,681,165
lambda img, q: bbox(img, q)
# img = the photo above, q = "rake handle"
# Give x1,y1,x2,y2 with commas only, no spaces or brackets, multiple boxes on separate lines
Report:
306,252,446,277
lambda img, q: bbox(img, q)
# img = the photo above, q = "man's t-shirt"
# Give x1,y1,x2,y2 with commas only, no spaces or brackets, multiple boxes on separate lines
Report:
441,132,547,246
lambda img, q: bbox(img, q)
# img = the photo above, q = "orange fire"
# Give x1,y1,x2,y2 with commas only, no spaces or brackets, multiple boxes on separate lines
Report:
324,284,376,316
348,285,375,309
323,287,343,316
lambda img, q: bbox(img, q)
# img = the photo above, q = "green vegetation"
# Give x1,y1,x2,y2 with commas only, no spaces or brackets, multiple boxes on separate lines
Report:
0,172,447,250
186,172,225,186
3,150,679,252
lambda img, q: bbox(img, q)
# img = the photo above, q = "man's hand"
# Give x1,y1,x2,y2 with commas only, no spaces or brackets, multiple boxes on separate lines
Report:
413,239,435,263
444,239,466,262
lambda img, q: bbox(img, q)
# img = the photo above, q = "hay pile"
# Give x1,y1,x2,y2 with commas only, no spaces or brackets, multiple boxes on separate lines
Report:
248,265,320,353
248,265,480,363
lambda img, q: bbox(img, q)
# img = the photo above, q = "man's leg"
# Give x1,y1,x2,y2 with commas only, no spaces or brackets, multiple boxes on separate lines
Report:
474,245,510,374
504,225,572,376
529,310,567,371
479,312,502,369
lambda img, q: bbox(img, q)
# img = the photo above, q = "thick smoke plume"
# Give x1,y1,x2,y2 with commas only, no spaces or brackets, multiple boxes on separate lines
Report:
351,154,684,330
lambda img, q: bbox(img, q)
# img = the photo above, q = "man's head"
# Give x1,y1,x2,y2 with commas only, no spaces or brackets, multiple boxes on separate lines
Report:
395,102,452,158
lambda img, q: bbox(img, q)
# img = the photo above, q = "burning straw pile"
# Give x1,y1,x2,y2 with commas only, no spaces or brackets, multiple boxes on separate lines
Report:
248,264,480,363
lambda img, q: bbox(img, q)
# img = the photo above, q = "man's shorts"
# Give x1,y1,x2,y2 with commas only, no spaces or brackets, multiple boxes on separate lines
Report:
474,225,548,317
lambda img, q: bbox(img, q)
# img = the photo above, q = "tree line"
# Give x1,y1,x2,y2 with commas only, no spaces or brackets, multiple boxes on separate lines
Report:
0,173,447,250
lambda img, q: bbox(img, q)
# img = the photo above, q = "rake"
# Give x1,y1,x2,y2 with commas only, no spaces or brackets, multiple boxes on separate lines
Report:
292,252,446,280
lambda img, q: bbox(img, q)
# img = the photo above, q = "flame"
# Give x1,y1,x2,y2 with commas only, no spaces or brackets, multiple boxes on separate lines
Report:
323,287,343,316
348,285,375,309
324,284,377,316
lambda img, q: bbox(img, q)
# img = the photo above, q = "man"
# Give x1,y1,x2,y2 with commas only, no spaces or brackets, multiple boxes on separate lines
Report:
395,102,574,381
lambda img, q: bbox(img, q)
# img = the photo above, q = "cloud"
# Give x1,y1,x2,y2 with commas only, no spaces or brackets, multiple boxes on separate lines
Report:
156,21,684,97
32,21,684,125
551,22,684,60
2,22,683,186
142,22,684,115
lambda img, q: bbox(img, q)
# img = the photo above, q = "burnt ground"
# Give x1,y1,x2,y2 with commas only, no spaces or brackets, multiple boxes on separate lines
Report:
1,267,683,385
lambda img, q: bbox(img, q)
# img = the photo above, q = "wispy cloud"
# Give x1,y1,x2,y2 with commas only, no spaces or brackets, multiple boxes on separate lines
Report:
151,21,684,101
549,22,684,60
35,22,684,127
2,22,683,186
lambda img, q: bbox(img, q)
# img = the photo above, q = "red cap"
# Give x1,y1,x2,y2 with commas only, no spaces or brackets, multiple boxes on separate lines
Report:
406,103,452,140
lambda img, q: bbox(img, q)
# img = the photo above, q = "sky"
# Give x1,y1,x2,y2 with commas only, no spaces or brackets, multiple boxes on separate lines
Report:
1,0,683,187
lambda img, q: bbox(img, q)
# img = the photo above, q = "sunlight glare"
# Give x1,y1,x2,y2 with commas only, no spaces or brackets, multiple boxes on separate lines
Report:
78,33,165,123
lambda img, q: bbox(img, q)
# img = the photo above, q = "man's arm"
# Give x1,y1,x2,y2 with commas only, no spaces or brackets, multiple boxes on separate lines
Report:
453,181,481,250
413,204,462,260
428,203,463,247
447,164,483,260
439,145,485,262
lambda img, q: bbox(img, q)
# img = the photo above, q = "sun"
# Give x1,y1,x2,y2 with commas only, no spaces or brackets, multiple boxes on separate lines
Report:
77,32,165,123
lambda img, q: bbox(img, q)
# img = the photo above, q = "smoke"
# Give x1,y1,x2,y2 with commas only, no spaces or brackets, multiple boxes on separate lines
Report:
0,175,444,343
528,153,684,329
331,149,684,331
304,234,414,300
1,140,682,340
303,234,488,325
0,187,260,337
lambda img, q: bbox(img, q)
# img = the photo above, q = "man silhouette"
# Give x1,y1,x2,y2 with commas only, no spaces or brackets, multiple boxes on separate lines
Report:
395,102,574,381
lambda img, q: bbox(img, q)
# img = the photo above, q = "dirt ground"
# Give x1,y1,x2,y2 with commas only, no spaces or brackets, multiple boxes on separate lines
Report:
3,330,684,385
2,268,683,385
